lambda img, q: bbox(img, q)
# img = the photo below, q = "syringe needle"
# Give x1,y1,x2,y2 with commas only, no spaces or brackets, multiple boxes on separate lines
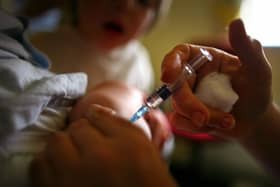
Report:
130,105,149,123
130,48,213,123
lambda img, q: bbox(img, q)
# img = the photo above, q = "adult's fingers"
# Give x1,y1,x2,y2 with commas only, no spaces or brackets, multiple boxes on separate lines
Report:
207,106,235,129
144,109,171,149
161,44,240,84
169,104,235,134
194,46,240,80
229,19,255,64
162,44,240,124
229,19,272,120
161,44,193,84
44,131,80,172
229,19,271,78
29,152,54,187
85,104,144,137
168,112,210,134
229,19,269,69
171,82,210,128
67,118,104,155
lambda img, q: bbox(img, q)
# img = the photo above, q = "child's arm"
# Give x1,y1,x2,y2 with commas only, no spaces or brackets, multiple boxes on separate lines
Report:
69,80,172,151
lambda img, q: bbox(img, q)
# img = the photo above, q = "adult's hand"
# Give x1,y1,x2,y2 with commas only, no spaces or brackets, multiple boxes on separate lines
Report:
161,19,280,176
161,19,272,140
70,80,173,151
30,104,178,187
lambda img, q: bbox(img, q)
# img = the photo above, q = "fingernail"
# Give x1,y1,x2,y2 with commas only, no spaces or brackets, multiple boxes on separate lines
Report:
85,104,100,119
86,104,116,119
221,115,235,129
191,112,205,128
207,123,220,128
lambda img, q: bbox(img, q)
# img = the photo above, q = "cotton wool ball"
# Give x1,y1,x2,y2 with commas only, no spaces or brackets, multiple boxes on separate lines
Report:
195,72,239,112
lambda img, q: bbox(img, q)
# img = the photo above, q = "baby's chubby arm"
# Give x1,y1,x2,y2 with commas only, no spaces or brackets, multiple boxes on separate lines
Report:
69,80,172,151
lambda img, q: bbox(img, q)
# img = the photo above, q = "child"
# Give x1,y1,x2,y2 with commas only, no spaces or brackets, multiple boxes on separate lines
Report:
29,19,280,187
0,9,172,186
30,0,172,92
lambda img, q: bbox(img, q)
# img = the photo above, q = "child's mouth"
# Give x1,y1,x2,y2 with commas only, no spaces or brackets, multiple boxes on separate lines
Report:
103,21,124,34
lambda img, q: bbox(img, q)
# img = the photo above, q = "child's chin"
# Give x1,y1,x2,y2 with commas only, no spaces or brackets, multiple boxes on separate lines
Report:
97,40,127,52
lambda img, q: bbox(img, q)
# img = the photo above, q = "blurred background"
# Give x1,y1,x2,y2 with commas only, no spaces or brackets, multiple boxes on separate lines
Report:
1,0,279,186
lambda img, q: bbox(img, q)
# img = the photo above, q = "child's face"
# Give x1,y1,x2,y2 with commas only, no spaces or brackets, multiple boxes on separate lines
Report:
77,0,158,51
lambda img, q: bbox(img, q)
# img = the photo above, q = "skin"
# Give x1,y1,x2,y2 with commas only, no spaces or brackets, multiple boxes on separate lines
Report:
76,0,158,52
70,80,172,149
161,19,272,139
162,19,280,176
31,0,165,90
161,42,241,133
30,105,178,187
29,19,280,186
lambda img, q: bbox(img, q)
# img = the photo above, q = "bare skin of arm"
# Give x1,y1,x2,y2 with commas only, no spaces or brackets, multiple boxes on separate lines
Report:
70,80,172,150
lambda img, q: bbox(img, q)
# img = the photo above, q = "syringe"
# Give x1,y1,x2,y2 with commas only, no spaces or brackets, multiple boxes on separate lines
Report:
130,48,213,123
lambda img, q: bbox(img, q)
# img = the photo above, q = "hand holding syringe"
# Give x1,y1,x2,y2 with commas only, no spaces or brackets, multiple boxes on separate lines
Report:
130,48,213,123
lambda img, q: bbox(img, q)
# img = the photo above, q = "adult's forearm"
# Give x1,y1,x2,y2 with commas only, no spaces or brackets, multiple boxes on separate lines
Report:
239,102,280,177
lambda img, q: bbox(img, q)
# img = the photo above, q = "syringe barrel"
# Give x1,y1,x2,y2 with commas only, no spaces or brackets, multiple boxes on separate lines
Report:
189,48,213,70
145,48,213,109
130,48,213,123
168,64,194,92
145,85,172,108
144,65,193,109
168,48,213,92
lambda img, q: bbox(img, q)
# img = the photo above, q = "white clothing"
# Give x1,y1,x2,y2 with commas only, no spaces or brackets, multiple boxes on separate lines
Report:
0,10,88,186
31,26,155,92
